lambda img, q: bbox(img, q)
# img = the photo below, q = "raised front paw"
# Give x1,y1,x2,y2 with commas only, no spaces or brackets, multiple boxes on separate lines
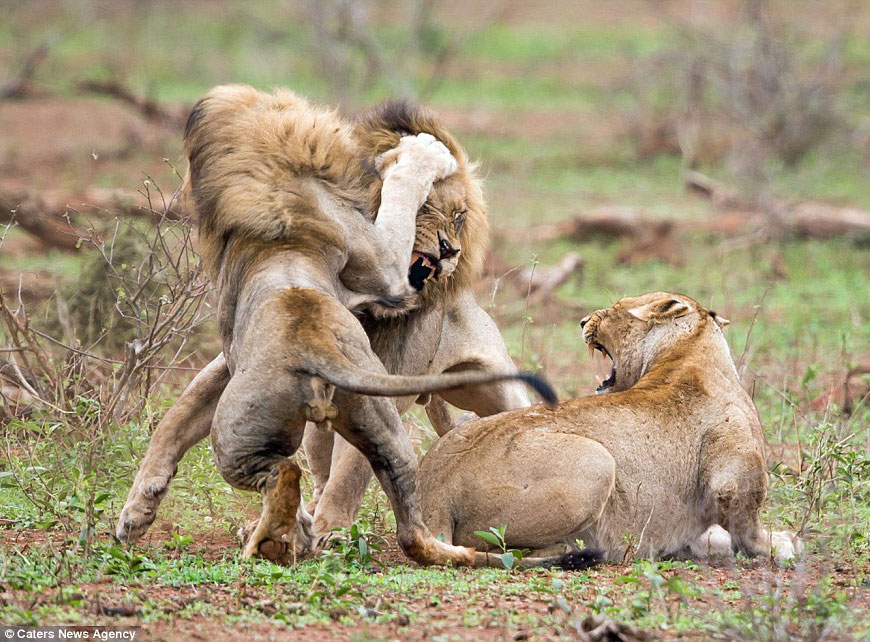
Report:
377,132,458,182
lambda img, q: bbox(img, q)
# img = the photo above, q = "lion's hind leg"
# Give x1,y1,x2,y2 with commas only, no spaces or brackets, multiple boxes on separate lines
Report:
240,460,315,564
210,352,317,563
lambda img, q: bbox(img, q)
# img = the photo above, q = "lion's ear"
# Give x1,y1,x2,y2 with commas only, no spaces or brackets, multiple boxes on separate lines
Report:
628,297,691,323
709,310,730,328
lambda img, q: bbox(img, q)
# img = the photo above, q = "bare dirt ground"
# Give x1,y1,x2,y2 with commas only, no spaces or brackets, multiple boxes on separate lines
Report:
3,526,868,642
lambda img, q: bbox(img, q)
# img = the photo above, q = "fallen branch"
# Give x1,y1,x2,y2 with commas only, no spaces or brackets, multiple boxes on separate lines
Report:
0,191,86,251
683,170,870,239
0,186,185,249
682,169,751,210
76,79,188,128
517,252,584,300
38,186,183,221
529,208,685,266
0,44,49,101
524,187,870,263
791,202,870,239
482,251,585,306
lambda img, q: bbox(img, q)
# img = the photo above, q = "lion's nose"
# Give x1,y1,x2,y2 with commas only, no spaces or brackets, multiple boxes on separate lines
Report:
580,315,591,328
439,238,459,259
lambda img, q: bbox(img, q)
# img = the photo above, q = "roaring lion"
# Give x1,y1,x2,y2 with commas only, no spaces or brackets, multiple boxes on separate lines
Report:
116,85,552,565
418,292,801,564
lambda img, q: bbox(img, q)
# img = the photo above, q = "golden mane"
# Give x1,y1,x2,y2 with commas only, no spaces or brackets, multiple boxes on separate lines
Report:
182,85,487,300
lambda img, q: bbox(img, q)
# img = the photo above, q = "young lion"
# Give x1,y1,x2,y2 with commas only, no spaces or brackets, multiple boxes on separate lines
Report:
140,85,554,567
418,292,801,564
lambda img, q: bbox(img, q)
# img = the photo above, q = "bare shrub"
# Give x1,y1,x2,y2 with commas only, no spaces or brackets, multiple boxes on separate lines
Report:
300,0,508,106
627,0,853,193
0,179,211,541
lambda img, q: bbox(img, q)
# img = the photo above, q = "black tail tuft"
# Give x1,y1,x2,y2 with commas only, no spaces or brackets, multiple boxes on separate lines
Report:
553,548,604,571
517,373,559,407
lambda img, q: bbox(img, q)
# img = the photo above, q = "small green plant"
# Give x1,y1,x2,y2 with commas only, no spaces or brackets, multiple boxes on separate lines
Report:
163,531,194,551
97,543,156,578
710,575,850,641
325,520,385,568
473,525,529,570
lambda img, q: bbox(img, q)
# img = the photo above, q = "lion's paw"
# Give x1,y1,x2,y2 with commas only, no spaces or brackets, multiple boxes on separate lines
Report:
770,530,802,564
378,133,457,182
115,476,170,543
690,524,733,559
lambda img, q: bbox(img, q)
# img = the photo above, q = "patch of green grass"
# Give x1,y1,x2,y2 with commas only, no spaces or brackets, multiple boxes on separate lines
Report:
465,25,665,63
430,71,605,110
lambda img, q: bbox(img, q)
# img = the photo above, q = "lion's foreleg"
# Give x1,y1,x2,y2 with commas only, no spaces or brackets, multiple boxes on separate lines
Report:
116,354,230,543
430,293,532,422
707,453,801,563
370,134,457,292
424,395,456,437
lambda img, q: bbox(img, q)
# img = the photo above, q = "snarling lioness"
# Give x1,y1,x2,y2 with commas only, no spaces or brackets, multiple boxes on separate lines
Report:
419,292,801,564
116,86,550,565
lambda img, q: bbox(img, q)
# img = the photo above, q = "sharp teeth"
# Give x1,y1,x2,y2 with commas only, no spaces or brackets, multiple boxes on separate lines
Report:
587,344,595,359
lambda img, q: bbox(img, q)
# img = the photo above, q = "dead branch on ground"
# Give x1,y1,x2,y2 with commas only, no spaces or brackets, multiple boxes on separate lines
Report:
483,251,585,306
76,79,188,129
683,170,870,240
517,252,585,301
682,169,752,210
518,178,869,267
0,186,185,250
0,191,86,251
530,208,685,266
0,44,49,101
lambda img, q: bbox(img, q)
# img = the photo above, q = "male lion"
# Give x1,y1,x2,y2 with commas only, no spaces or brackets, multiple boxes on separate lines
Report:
116,86,552,565
418,292,801,564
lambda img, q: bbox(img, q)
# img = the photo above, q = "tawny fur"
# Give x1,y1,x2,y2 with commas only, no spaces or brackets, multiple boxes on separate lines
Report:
419,292,801,564
117,85,534,564
182,86,487,345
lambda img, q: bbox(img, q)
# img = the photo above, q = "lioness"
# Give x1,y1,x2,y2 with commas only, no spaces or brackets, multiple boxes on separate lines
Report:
418,292,801,563
118,85,554,566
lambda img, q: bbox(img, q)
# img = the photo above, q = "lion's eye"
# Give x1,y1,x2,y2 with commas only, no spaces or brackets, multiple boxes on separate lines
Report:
452,208,467,231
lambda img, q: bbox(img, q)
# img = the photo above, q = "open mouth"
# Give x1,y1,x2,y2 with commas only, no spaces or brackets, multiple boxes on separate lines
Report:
408,252,440,291
587,341,616,394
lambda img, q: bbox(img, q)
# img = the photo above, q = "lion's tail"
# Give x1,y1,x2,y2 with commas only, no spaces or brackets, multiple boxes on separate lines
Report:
305,360,558,407
472,548,604,570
